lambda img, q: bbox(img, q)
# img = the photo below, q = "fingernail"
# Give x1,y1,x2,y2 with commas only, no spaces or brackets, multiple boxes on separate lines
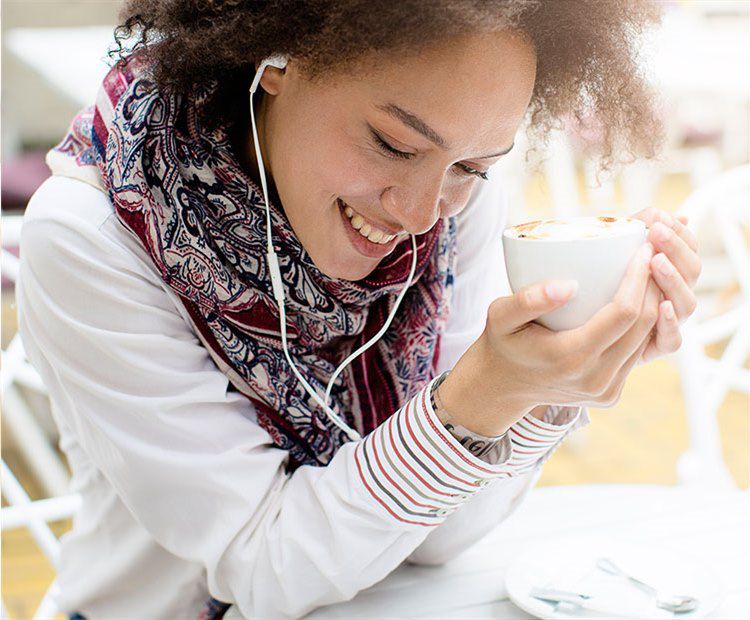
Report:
545,280,578,301
654,223,672,242
663,301,675,320
655,253,672,275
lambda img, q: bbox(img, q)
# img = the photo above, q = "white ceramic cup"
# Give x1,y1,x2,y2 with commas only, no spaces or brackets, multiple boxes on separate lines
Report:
502,216,648,331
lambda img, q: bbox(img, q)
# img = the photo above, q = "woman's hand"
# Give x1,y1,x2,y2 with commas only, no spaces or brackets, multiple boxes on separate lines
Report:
630,208,702,365
438,242,660,437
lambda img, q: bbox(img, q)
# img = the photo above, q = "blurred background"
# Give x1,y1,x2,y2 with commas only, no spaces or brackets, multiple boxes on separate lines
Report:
1,1,748,618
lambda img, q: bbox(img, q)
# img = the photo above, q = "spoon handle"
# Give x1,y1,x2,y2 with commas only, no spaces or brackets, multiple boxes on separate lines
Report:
596,557,657,596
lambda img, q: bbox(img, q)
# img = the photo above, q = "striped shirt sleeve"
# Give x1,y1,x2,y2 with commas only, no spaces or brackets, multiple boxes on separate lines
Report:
507,405,588,472
354,375,515,527
354,376,589,527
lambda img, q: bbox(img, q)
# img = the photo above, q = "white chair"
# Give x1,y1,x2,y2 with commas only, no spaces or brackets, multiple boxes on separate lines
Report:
1,461,81,620
675,165,750,488
2,214,70,497
2,213,82,618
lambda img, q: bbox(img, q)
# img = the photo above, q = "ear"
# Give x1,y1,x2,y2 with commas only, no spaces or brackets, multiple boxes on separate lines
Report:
255,60,289,96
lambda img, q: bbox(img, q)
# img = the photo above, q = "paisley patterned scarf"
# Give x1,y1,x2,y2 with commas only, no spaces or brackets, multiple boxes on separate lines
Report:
49,56,458,470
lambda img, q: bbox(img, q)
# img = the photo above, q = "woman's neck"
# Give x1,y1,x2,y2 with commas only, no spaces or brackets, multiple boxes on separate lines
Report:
230,91,275,197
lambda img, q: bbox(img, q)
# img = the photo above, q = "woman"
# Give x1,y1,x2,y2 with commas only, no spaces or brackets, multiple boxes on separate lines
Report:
17,1,701,618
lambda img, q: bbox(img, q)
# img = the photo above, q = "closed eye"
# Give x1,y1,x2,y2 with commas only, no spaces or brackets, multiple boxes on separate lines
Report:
370,129,490,181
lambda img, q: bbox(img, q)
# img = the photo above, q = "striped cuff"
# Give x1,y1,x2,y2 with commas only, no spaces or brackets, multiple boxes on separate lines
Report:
354,376,513,527
507,406,584,472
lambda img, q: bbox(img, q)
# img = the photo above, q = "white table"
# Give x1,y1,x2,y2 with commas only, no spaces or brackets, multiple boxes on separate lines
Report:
299,484,749,619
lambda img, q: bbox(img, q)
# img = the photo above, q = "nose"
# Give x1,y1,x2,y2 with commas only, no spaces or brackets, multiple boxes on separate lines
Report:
380,178,443,236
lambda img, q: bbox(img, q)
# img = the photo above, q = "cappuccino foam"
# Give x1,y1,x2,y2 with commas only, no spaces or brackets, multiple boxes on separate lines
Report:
506,216,640,241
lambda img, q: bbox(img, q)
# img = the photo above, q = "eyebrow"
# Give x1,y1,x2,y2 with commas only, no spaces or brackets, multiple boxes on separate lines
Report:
376,102,515,159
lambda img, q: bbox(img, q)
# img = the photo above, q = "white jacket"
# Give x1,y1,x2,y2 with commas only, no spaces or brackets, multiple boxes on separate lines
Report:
17,172,586,619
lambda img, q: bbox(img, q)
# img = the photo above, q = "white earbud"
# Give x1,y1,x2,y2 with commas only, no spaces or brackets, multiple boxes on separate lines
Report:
249,55,418,443
249,54,289,95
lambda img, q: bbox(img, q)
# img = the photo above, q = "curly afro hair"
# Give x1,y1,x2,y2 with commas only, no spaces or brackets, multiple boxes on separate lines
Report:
113,0,663,169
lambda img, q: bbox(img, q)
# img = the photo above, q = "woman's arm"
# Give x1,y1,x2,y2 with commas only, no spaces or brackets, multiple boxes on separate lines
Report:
407,171,588,565
18,177,536,619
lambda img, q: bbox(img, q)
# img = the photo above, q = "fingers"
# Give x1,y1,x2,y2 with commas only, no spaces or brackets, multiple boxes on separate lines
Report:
597,334,651,407
648,222,702,287
570,242,653,354
672,217,698,253
639,300,683,364
631,207,698,256
649,252,697,321
630,206,674,229
630,207,698,270
489,280,578,334
600,277,661,369
573,335,648,408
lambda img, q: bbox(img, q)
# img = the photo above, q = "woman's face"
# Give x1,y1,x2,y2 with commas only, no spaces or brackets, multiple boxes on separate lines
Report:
254,31,536,281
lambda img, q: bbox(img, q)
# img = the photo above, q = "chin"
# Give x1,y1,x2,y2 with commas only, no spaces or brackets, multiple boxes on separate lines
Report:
320,262,377,282
313,252,378,282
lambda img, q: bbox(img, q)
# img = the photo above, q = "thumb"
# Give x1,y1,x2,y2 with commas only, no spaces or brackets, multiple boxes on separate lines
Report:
494,280,579,333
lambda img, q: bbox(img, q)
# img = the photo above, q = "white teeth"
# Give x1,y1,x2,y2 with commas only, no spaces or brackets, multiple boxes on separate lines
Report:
341,201,396,244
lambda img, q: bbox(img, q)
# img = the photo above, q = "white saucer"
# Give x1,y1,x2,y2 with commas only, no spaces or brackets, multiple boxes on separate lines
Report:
505,533,722,620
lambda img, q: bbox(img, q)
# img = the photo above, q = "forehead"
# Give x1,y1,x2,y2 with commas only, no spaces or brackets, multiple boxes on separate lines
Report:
315,31,537,150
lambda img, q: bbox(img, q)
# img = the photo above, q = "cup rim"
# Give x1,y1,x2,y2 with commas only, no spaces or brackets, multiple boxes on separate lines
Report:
502,216,645,242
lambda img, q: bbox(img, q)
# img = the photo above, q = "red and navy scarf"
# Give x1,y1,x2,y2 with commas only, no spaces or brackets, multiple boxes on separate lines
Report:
49,57,457,617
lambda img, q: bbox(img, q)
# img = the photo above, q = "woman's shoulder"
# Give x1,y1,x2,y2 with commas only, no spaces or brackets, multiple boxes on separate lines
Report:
20,175,192,329
24,174,114,232
22,175,165,288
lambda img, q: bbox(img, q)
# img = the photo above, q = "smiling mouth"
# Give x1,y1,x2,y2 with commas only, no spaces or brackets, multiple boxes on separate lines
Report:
339,199,401,245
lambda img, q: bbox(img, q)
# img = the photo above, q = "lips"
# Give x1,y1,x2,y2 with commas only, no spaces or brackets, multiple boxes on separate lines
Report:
340,200,399,244
337,199,402,259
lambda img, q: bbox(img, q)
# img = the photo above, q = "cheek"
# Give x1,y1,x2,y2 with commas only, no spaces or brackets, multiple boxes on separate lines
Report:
441,179,476,217
275,107,362,204
315,139,387,200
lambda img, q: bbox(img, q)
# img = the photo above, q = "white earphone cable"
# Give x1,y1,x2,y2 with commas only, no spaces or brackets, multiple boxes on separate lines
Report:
323,237,417,405
250,58,417,442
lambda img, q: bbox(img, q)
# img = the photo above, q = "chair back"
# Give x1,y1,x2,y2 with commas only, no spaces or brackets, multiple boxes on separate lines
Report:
2,213,81,618
675,165,750,487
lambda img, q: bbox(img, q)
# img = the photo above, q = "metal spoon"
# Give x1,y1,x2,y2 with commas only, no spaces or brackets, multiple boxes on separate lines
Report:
596,557,700,614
